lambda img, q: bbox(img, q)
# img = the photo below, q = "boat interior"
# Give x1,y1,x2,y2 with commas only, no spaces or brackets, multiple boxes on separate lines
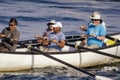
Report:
0,32,120,54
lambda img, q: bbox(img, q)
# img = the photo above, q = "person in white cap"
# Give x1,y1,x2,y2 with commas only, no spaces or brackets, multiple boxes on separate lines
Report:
80,12,106,31
80,12,106,48
40,21,66,52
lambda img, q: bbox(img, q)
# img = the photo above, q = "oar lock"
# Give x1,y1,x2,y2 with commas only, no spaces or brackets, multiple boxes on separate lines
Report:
27,45,32,50
75,41,81,49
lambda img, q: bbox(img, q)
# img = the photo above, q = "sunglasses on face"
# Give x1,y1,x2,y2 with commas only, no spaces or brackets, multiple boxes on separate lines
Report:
92,19,100,21
9,24,15,26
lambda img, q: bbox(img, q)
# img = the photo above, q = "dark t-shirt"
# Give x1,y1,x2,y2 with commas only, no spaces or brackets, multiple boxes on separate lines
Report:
1,27,20,51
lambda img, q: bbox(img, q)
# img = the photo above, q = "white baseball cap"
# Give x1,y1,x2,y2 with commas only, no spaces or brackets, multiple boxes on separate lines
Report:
52,22,62,28
50,20,56,24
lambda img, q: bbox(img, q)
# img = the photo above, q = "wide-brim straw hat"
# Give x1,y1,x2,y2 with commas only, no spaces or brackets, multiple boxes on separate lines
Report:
90,14,101,20
47,20,56,25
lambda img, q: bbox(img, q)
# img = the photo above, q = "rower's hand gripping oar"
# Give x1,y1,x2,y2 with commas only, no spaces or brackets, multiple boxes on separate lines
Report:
18,42,113,80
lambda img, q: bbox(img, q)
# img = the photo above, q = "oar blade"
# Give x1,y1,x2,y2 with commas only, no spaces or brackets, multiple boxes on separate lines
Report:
95,75,113,80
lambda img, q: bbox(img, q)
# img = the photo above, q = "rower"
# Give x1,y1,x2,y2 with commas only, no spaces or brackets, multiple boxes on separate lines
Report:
79,12,106,49
34,20,56,43
0,18,20,52
39,22,66,52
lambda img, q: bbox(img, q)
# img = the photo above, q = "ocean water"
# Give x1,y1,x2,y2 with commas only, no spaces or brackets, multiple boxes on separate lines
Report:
0,0,120,80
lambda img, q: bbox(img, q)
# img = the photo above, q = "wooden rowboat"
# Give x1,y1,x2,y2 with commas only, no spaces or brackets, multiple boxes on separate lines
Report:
0,32,120,71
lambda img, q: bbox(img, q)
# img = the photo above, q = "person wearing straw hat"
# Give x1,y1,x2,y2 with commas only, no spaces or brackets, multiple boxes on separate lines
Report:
80,12,106,31
39,21,65,52
80,13,106,49
43,20,56,38
35,20,56,44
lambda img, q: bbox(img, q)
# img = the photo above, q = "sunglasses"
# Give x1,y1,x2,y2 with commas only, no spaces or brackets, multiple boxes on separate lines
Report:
92,19,100,21
9,24,15,26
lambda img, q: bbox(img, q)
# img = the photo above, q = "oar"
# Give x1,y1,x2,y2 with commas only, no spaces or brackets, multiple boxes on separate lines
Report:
19,35,83,44
80,47,120,59
18,36,84,48
66,43,120,59
18,42,113,80
105,35,120,43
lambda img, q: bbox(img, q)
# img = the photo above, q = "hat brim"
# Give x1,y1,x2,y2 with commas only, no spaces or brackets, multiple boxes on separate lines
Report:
47,23,54,25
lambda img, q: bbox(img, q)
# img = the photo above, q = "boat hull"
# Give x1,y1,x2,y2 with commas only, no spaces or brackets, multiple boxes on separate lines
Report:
0,33,120,71
0,45,120,71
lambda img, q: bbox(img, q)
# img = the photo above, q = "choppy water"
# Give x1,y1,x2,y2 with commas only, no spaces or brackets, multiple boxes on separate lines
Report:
0,0,120,80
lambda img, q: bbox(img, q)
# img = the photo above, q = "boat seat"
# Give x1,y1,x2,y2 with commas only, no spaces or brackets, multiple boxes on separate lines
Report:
16,48,28,52
61,45,76,51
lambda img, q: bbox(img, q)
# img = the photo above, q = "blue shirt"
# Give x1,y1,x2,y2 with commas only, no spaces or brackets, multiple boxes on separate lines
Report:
48,32,65,51
86,24,106,47
88,21,106,31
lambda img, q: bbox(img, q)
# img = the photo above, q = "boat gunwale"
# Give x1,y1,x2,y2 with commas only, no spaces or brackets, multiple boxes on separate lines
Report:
0,32,120,55
0,42,120,55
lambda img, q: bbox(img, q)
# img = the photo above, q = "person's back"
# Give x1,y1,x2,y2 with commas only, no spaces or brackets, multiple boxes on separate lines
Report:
0,18,20,52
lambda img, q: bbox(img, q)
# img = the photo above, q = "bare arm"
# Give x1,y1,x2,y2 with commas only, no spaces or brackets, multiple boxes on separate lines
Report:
80,26,87,31
50,39,65,48
56,40,65,48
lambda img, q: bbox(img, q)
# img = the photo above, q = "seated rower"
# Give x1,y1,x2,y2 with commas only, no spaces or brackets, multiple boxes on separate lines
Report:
80,12,106,49
0,18,20,52
80,11,106,31
38,22,66,52
35,20,56,44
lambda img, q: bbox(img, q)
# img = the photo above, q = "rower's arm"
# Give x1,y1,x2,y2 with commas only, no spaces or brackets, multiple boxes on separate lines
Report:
50,39,65,48
56,40,65,48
